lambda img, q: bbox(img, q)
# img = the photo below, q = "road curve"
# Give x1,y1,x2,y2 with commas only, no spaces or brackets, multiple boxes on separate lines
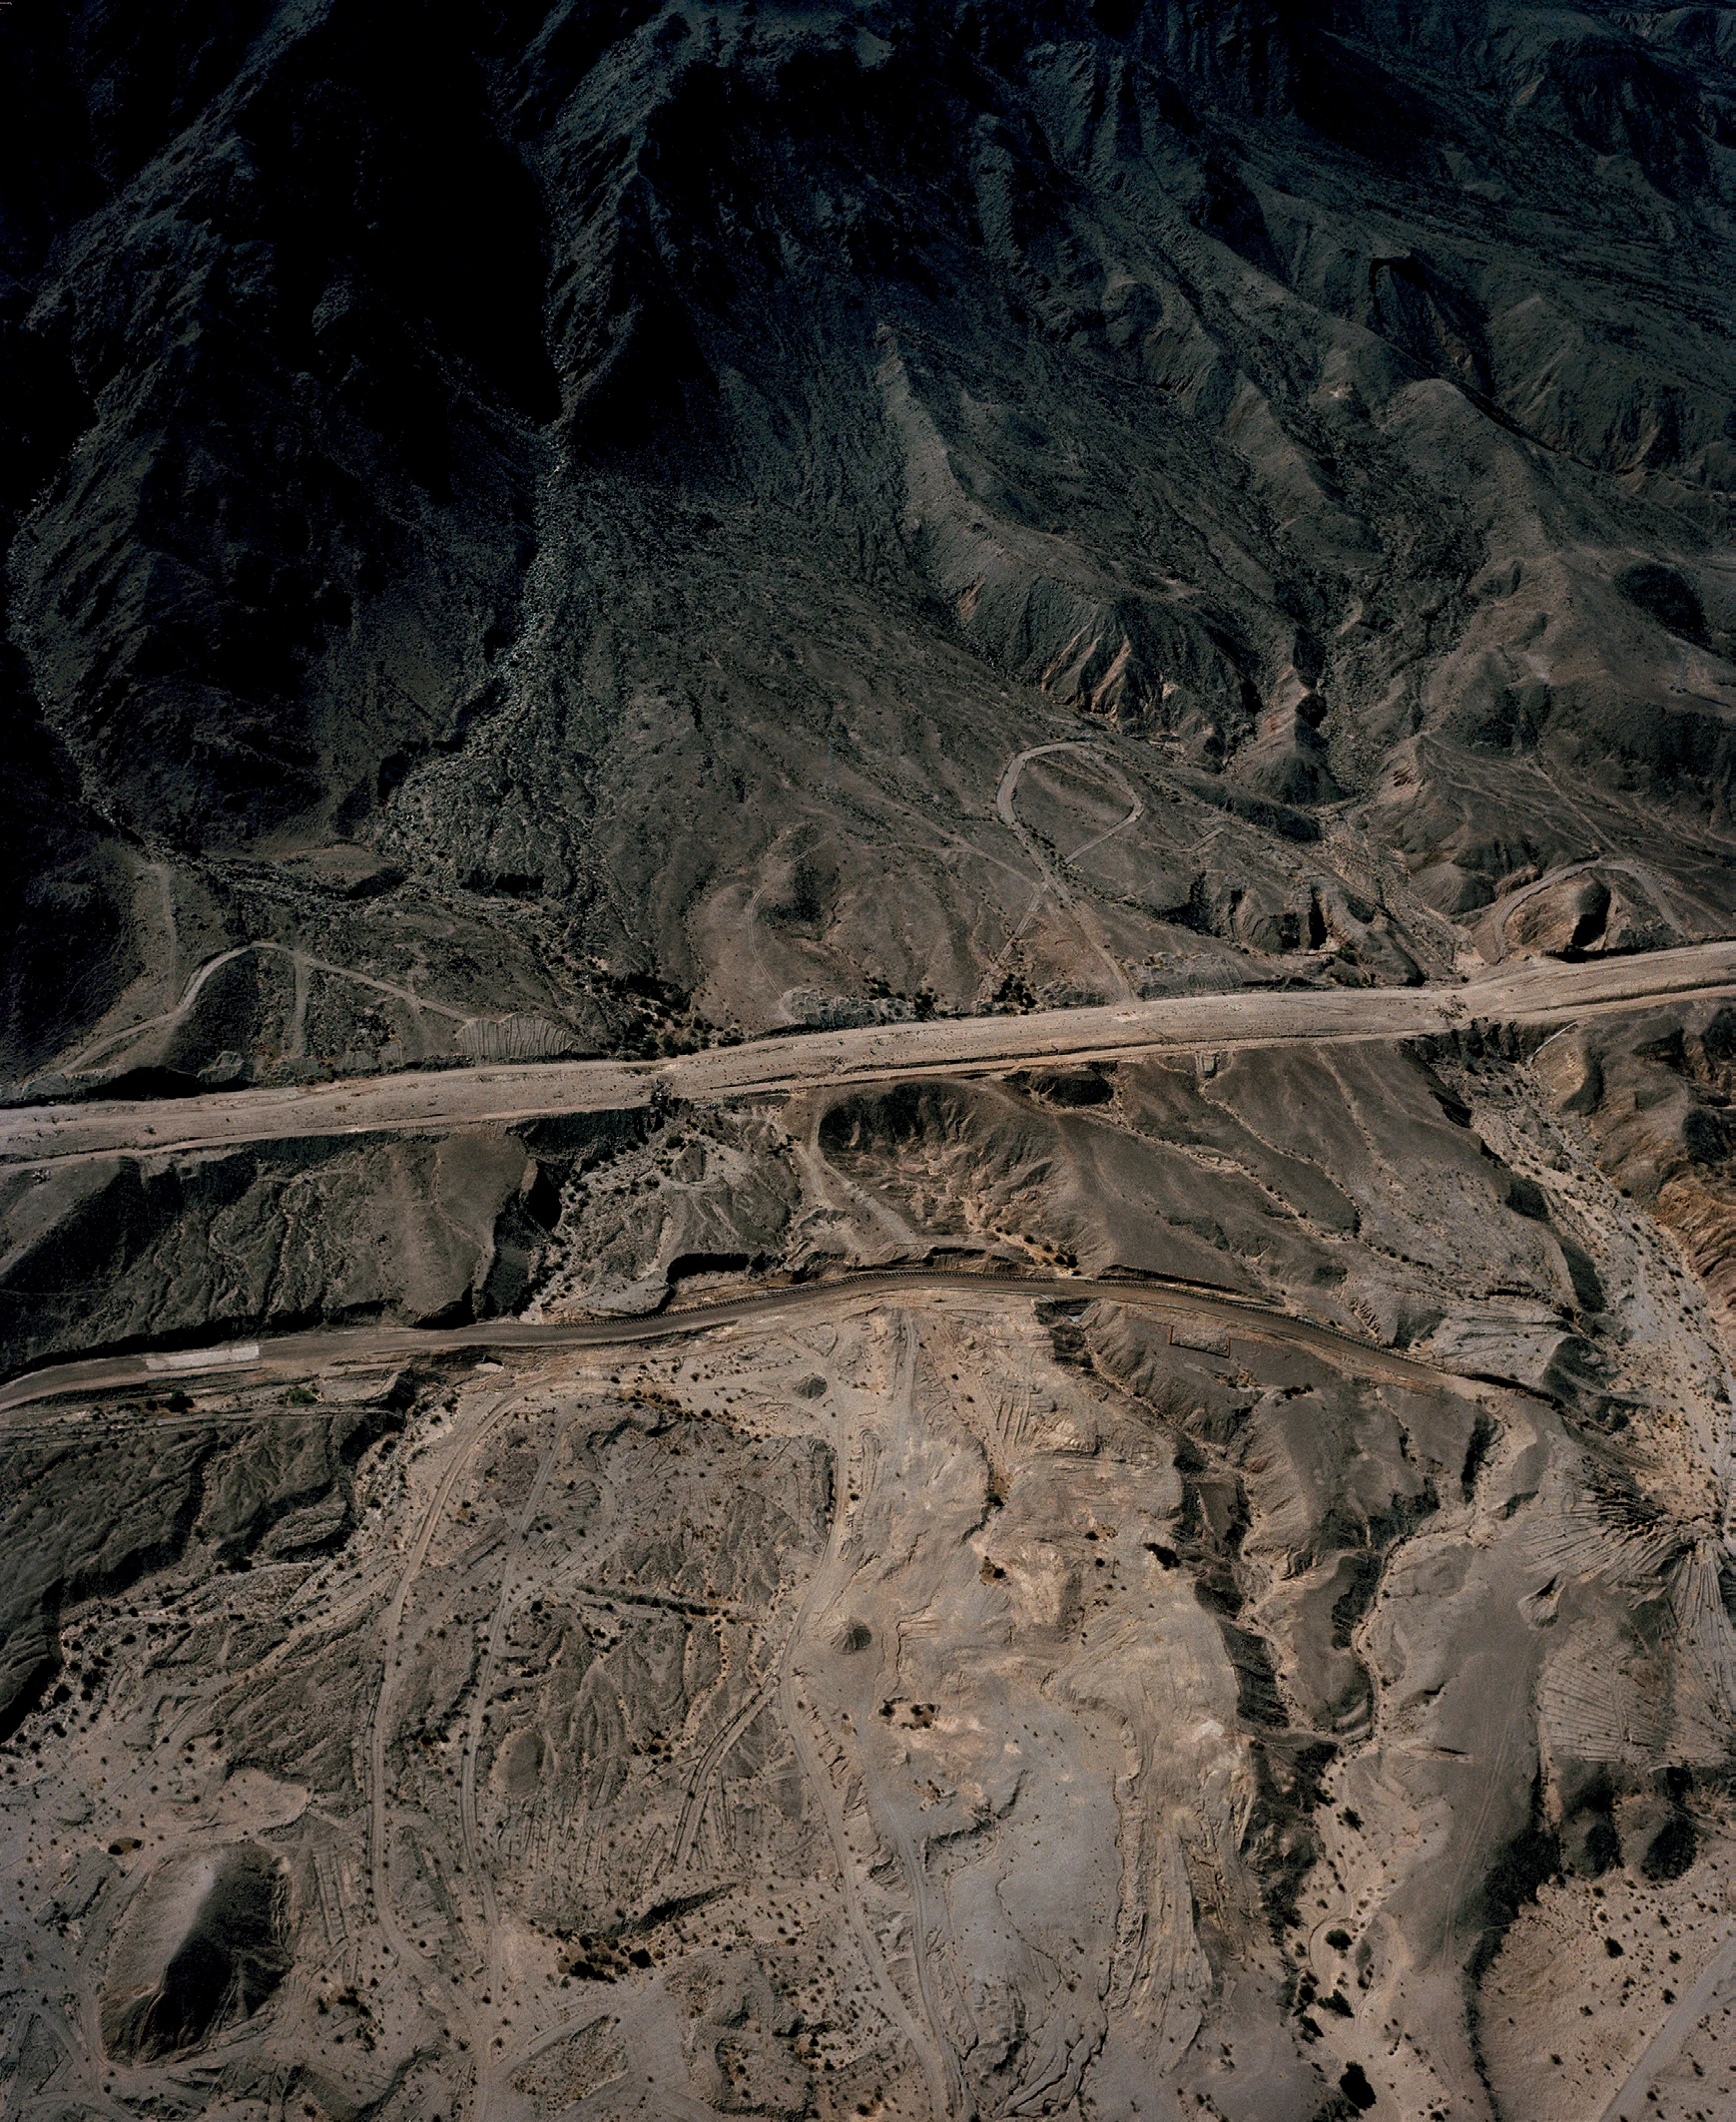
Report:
0,1268,1480,1415
986,739,1135,1005
4,939,1735,1170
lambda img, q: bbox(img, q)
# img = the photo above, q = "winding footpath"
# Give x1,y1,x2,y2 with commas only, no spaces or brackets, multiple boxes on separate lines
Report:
4,939,1735,1171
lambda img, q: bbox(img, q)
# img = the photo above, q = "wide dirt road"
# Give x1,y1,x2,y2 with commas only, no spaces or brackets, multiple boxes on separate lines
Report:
0,1269,1466,1415
4,940,1734,1168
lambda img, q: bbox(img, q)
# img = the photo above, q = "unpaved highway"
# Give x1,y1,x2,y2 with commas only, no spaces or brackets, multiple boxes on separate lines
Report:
0,1269,1472,1415
4,939,1734,1168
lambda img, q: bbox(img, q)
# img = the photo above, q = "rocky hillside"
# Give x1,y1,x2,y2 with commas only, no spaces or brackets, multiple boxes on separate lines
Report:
3,0,1733,1084
6,11,1736,2122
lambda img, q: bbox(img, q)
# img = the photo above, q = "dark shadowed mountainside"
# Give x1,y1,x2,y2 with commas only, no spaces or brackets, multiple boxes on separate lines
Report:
2,0,1733,1085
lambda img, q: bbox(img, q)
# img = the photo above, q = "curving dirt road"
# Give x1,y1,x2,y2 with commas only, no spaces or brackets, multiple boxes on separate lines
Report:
5,939,1735,1171
67,938,478,1075
978,741,1140,1006
0,1267,1479,1418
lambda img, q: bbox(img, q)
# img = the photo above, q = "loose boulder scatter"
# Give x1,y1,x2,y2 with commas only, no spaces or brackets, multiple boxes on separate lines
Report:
4,5,1736,2119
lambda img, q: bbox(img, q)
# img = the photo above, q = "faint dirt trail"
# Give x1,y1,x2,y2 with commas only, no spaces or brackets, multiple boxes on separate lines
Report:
776,1311,956,2119
978,741,1135,1006
1595,1928,1736,2122
68,937,474,1074
1483,851,1638,943
665,1678,777,1876
867,1316,971,2120
69,941,256,1071
366,1387,519,2109
64,860,189,1074
1059,753,1145,866
498,1983,722,2121
287,947,312,1058
468,1415,572,2122
789,1097,929,1257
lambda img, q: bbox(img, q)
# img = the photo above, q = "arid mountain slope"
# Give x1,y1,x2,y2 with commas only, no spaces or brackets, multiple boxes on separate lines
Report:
3,0,1734,1083
3,1173,1735,2121
6,9,1736,2122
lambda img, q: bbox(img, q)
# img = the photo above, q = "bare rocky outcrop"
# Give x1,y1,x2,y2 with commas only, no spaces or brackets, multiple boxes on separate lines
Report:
0,1129,555,1377
4,1147,1731,2120
101,1845,291,2063
1531,1004,1736,1354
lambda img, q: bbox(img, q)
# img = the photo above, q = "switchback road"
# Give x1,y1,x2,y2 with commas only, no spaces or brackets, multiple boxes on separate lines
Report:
4,939,1734,1169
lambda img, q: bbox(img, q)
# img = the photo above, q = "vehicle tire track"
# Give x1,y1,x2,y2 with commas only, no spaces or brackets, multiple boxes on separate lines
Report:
665,1678,777,1878
466,1417,574,2122
978,742,1135,1007
859,1314,970,2120
776,1311,956,2119
367,1386,518,2107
